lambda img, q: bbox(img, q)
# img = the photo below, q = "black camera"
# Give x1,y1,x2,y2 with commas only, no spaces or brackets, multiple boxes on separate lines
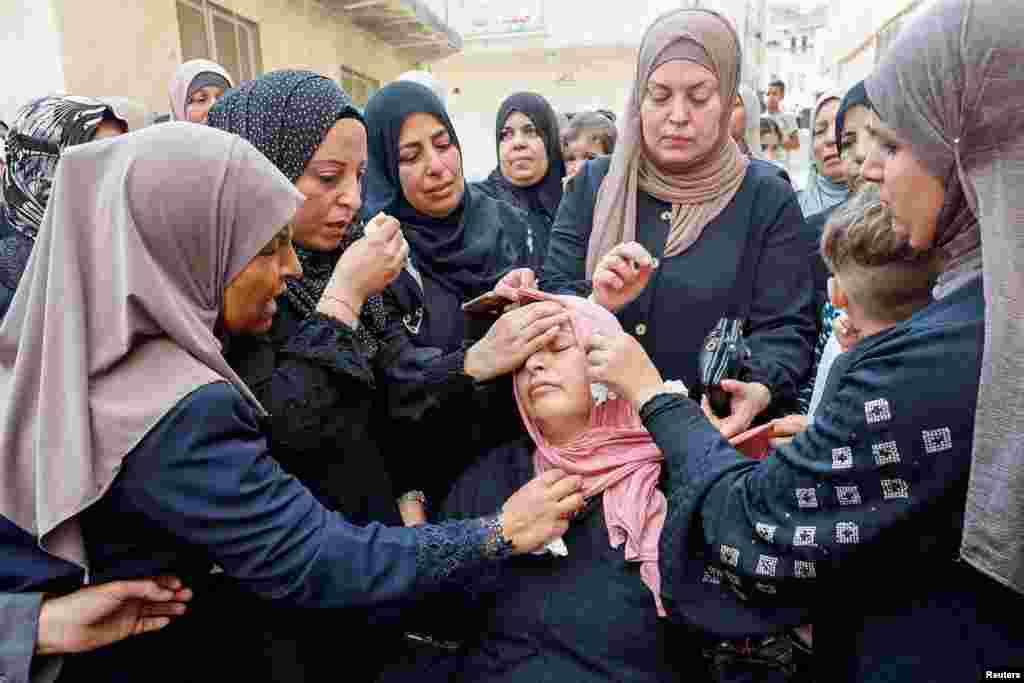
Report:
698,318,751,419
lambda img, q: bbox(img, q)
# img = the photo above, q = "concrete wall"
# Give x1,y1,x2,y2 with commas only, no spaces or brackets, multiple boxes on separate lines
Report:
1,0,67,122
50,0,419,118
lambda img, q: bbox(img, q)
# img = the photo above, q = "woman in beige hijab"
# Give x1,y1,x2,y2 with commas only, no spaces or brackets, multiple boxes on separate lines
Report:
0,122,582,681
539,8,816,438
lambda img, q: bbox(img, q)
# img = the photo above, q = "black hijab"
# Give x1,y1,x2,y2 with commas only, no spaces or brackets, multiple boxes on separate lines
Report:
363,81,524,297
208,70,386,355
483,92,566,221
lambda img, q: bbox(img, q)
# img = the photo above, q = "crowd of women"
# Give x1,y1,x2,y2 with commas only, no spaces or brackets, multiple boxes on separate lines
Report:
0,0,1021,681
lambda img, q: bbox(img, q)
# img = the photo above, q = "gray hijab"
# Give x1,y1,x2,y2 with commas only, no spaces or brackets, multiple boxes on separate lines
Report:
0,122,304,568
867,0,1024,595
797,92,848,218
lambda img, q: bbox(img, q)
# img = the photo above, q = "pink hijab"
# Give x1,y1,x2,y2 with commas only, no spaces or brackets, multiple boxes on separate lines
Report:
513,289,667,615
169,59,233,121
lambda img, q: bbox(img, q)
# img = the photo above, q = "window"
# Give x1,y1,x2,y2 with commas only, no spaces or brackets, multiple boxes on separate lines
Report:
177,0,262,84
341,67,381,108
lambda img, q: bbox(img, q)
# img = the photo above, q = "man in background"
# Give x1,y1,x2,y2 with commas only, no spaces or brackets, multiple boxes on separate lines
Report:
765,79,801,160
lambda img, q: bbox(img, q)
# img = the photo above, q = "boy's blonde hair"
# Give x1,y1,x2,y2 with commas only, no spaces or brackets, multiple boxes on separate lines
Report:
821,185,944,324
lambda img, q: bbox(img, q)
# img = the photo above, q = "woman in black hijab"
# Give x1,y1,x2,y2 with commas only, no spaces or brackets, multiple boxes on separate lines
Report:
207,70,410,682
363,81,568,511
474,92,567,267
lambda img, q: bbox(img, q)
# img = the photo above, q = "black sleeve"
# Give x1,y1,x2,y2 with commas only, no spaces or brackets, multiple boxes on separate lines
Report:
372,287,525,496
539,160,601,297
248,314,373,451
742,186,817,411
646,337,976,625
237,313,395,518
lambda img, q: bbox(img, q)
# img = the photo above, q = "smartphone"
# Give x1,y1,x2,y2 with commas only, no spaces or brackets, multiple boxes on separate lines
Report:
461,291,513,316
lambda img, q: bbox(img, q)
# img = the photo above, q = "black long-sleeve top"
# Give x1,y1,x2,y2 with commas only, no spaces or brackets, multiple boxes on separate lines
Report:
541,157,816,412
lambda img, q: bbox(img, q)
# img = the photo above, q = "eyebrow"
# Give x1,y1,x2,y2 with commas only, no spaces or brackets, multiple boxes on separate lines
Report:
399,127,449,152
864,123,900,145
649,79,713,92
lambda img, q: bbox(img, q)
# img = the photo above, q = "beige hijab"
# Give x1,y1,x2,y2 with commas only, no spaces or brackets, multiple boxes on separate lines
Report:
0,122,304,568
586,9,749,276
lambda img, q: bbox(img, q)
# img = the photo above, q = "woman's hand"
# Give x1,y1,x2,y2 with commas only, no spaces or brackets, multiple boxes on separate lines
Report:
500,469,584,554
492,268,537,306
590,242,658,313
709,379,772,438
36,576,192,656
833,314,862,352
318,213,408,323
585,331,665,411
769,413,810,448
464,302,570,382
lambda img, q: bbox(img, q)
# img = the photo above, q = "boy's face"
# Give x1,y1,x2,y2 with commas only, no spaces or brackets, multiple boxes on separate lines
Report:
766,86,784,111
564,134,607,176
761,131,782,160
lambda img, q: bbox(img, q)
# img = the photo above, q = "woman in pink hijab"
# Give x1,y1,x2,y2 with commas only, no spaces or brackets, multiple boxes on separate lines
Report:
169,58,233,124
429,290,704,682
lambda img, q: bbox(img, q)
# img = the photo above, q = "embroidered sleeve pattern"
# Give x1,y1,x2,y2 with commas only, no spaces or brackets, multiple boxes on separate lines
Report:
652,346,975,608
414,515,514,587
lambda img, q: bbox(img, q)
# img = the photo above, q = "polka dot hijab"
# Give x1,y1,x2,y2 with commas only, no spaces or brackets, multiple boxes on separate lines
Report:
208,70,386,355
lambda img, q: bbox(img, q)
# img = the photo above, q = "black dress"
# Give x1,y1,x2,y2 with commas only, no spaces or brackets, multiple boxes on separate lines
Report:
412,438,707,682
225,298,403,682
541,157,816,414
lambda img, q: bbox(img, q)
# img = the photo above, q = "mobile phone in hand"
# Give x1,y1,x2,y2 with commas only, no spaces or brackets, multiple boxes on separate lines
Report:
461,291,513,316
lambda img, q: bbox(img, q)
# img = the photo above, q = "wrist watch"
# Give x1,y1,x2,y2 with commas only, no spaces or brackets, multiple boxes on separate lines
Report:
396,490,427,507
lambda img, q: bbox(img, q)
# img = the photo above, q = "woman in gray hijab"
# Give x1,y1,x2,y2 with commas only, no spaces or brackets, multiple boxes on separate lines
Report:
579,2,1022,678
0,122,582,682
797,91,849,217
864,0,1024,603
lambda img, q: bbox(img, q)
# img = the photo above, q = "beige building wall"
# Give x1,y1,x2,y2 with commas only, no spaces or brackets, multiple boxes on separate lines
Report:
51,0,419,118
434,46,637,180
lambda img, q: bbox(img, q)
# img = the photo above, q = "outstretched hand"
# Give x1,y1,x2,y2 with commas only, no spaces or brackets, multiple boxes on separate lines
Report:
36,576,192,656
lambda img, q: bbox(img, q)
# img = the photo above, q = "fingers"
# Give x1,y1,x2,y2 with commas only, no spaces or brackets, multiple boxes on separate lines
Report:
700,396,726,431
512,301,565,326
519,310,571,342
718,379,745,395
584,331,609,354
546,474,583,500
613,242,656,269
555,493,586,519
154,575,182,591
718,414,747,439
536,468,568,485
100,579,175,602
523,325,562,356
140,601,188,618
134,616,172,637
370,213,401,242
593,268,625,292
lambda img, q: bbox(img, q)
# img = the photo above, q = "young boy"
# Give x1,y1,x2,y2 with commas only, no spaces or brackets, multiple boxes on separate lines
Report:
772,184,943,438
562,111,618,186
